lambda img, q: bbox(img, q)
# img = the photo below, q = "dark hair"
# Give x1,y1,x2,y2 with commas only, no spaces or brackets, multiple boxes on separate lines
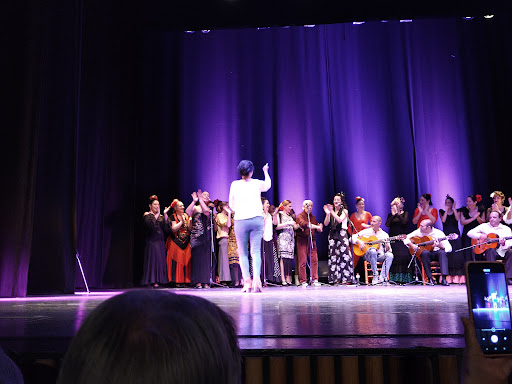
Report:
468,194,485,213
261,197,268,204
445,194,454,204
334,192,347,210
216,201,228,213
148,195,158,205
421,193,432,205
237,160,254,177
489,210,503,218
57,291,241,384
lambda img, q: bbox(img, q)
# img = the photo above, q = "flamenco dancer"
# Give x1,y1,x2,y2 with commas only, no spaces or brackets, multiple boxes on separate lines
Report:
323,193,353,285
141,195,170,287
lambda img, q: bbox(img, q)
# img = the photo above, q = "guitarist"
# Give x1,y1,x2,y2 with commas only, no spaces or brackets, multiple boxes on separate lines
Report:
467,211,512,284
404,219,451,286
352,216,394,284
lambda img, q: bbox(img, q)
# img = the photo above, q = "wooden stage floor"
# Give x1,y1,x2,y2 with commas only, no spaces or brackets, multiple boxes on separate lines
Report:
0,284,472,355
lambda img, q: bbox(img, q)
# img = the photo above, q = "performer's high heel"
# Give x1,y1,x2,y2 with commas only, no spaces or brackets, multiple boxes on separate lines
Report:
241,278,252,293
252,276,263,293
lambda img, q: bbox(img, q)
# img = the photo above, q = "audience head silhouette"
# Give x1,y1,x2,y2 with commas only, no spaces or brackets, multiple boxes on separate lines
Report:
57,290,241,384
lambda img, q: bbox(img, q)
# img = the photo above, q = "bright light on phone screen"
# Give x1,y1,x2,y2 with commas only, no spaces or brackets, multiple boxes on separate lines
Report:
470,267,512,354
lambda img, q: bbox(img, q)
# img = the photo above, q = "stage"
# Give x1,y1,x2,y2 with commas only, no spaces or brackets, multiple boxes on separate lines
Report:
0,283,469,356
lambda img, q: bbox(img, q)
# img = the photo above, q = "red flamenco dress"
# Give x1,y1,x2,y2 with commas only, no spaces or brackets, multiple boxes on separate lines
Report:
166,213,192,283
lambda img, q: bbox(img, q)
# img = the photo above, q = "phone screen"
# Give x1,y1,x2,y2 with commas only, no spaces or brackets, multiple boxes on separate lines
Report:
466,262,512,354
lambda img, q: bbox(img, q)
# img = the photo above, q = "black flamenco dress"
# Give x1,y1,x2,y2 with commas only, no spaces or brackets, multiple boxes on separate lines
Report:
439,209,463,276
141,213,169,286
386,211,413,283
190,211,213,286
460,206,485,262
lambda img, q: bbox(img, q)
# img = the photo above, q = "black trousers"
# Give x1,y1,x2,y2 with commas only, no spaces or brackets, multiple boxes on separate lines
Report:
420,249,448,279
483,248,512,285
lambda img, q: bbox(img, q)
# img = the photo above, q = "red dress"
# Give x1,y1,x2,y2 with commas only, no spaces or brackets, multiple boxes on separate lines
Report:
413,207,438,228
349,211,372,266
166,213,192,283
349,211,373,233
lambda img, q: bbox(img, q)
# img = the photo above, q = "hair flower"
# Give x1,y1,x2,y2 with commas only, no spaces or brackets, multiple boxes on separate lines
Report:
476,194,482,202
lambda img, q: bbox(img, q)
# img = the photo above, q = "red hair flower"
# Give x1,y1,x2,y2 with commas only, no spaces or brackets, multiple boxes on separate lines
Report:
476,194,482,202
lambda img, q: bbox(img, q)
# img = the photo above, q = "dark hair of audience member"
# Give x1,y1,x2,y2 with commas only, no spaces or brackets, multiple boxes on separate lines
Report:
57,290,241,384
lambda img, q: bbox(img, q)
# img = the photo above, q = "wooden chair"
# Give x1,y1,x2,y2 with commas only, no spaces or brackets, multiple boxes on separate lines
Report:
421,260,441,285
364,260,385,284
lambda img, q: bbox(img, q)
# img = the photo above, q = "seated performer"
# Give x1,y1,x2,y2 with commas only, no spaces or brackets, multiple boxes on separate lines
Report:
295,200,323,287
467,211,512,284
352,216,394,284
404,219,452,286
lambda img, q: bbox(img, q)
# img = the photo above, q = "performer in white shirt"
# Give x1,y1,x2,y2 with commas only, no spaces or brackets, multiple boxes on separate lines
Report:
352,216,394,284
229,160,271,293
404,219,452,286
467,210,512,284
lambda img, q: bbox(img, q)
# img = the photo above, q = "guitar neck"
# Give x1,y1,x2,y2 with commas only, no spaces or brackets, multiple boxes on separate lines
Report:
367,236,398,245
419,236,447,247
487,235,512,244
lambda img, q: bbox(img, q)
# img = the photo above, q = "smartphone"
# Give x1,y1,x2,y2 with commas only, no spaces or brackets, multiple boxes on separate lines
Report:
466,261,512,355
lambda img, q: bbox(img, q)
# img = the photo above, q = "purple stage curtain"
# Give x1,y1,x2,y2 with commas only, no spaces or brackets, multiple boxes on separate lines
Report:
1,1,511,296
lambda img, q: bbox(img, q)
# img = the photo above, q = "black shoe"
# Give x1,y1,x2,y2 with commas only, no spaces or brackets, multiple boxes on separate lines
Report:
429,278,436,286
441,277,449,286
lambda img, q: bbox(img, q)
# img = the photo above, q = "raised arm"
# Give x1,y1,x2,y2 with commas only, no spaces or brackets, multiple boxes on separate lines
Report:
440,209,448,223
453,201,461,221
427,208,438,224
197,190,211,216
261,163,271,192
185,192,198,217
505,198,512,224
323,204,331,226
412,207,421,225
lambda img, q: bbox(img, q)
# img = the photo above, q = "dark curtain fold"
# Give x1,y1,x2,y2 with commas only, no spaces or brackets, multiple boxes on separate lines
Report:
1,2,511,296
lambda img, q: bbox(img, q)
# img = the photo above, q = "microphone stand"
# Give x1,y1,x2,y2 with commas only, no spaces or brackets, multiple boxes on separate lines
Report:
306,205,313,286
75,250,90,294
405,247,424,285
305,205,326,286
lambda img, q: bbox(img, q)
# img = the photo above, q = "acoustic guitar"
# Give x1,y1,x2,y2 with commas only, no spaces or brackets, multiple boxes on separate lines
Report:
408,233,459,255
471,233,512,254
353,234,407,257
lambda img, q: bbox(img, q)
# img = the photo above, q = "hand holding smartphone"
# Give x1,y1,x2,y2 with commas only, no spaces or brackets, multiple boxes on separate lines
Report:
465,261,512,355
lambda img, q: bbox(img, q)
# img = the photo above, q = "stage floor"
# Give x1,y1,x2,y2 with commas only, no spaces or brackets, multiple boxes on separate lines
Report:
0,284,472,355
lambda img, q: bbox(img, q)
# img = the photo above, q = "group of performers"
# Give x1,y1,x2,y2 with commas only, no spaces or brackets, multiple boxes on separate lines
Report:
141,163,512,290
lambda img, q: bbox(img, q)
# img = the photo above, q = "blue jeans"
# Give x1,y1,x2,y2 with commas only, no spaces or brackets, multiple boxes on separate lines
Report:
364,247,394,279
234,216,264,279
